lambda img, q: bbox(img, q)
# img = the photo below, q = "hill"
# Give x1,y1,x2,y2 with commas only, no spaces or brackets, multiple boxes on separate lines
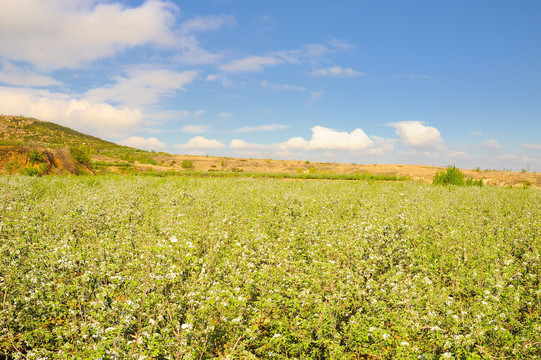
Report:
0,115,539,187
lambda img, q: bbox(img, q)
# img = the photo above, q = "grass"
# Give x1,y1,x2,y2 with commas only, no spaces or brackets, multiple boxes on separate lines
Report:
137,169,408,182
0,175,539,359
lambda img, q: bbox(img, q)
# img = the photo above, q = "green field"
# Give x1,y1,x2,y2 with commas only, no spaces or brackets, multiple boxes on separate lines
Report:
1,176,540,359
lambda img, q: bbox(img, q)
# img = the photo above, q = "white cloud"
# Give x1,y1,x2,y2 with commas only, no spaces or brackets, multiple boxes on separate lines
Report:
483,139,503,150
0,61,63,87
220,56,283,73
143,109,205,122
470,131,484,136
174,35,224,65
275,39,354,63
180,124,210,133
329,39,354,51
230,139,267,150
278,126,373,151
233,124,289,133
219,112,235,118
447,151,469,158
389,121,443,150
306,90,324,105
206,74,234,87
311,66,366,78
0,87,142,138
366,136,396,156
181,15,236,33
85,68,198,107
175,136,225,150
523,143,541,150
261,80,306,92
119,136,166,151
217,39,354,74
0,0,178,69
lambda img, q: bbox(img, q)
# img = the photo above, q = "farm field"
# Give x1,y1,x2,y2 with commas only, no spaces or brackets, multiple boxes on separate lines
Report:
1,175,540,359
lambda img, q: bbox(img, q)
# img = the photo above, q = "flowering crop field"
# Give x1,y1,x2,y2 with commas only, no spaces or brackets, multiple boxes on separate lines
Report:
1,175,540,359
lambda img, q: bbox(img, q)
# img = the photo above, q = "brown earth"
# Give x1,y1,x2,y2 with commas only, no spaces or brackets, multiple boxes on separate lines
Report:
93,153,541,188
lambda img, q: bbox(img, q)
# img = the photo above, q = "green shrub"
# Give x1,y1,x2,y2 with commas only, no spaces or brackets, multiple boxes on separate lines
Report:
433,165,465,186
70,147,91,166
434,165,484,187
19,167,40,176
465,178,484,187
181,160,194,169
136,155,157,165
26,149,45,165
4,160,20,173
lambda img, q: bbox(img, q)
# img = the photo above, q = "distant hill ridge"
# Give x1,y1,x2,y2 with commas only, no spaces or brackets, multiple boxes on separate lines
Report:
0,115,539,187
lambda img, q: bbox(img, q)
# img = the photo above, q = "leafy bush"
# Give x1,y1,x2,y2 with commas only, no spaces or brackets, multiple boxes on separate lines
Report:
433,165,465,185
19,167,41,176
4,160,20,173
181,159,194,169
434,165,483,187
70,147,91,166
136,155,157,165
26,149,45,165
465,178,483,187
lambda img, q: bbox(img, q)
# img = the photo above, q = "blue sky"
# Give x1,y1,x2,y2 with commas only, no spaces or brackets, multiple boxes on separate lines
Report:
1,0,540,170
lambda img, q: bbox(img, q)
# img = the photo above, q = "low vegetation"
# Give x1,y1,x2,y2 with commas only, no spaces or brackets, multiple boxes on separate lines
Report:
1,175,539,359
433,166,483,187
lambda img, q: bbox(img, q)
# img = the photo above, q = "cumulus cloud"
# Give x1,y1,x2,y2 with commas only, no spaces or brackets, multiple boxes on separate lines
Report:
278,126,373,151
220,56,283,73
389,121,443,150
233,124,289,133
85,68,198,107
0,0,178,69
311,66,366,78
0,87,142,138
483,139,503,150
175,136,225,150
119,136,166,151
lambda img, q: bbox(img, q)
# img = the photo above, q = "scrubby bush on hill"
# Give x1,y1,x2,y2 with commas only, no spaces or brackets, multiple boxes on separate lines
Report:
181,159,194,169
69,146,91,166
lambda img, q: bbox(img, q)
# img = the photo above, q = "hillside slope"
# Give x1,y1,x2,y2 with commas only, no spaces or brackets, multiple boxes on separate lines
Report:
0,115,160,175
